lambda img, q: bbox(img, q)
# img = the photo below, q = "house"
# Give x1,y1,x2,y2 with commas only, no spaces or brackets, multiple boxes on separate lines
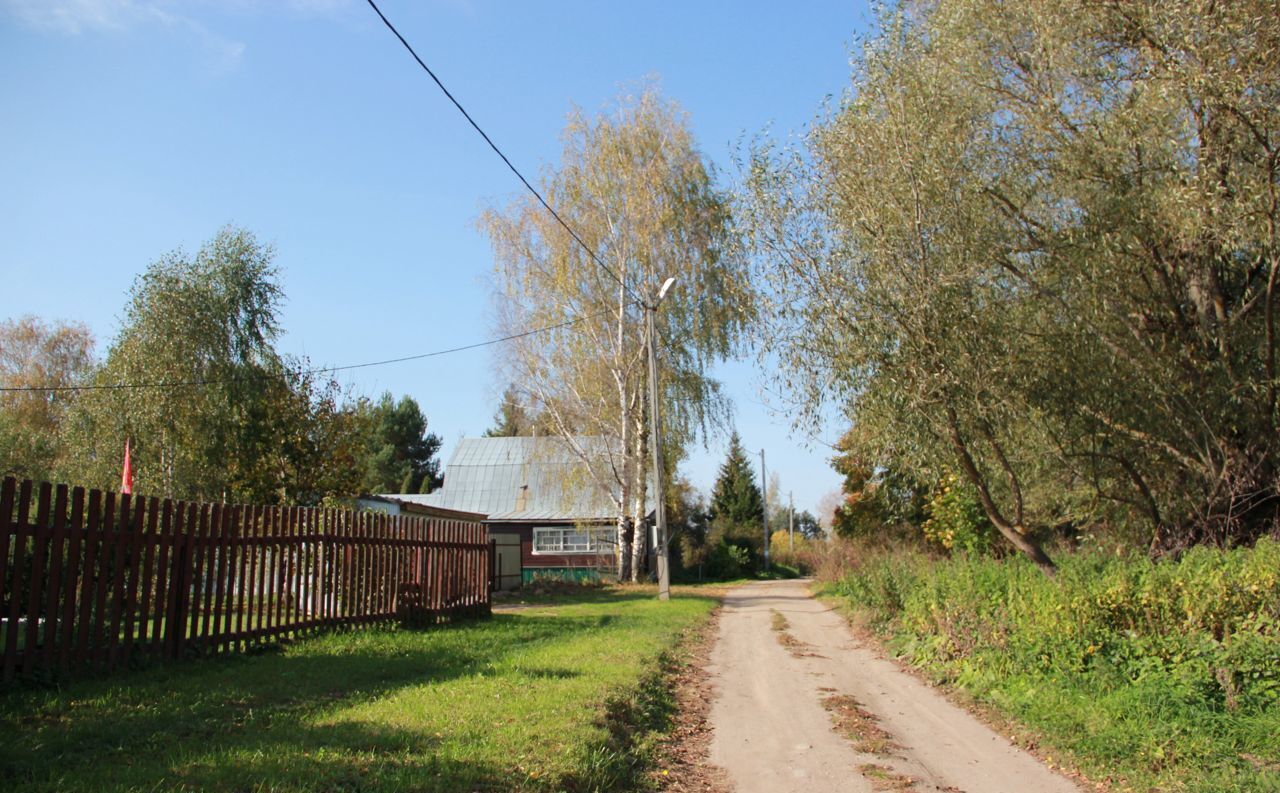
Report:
384,436,654,588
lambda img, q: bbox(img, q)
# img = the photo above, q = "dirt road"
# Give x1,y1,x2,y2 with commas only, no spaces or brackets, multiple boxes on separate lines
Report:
705,579,1081,793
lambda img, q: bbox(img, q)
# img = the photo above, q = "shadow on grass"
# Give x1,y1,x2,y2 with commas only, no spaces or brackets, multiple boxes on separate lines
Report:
162,719,517,793
0,613,611,792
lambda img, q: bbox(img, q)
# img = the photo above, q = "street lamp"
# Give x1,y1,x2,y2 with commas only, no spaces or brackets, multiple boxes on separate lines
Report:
647,276,675,601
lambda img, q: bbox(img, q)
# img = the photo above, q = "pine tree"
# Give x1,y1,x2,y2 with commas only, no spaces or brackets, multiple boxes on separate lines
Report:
709,432,763,526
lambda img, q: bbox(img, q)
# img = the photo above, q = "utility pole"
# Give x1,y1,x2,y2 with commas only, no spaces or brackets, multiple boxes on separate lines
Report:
760,449,769,572
647,277,676,601
789,492,794,552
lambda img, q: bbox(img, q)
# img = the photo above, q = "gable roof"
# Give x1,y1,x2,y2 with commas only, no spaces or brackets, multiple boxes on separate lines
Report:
385,436,653,523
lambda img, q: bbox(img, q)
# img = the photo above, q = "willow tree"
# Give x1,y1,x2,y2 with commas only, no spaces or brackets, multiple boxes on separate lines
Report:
481,86,751,580
740,0,1280,568
63,227,366,504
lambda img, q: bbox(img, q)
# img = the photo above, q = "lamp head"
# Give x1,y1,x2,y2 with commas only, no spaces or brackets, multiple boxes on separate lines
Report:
656,277,676,304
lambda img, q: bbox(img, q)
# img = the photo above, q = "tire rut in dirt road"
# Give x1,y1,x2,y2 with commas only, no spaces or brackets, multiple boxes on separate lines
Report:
706,580,1082,793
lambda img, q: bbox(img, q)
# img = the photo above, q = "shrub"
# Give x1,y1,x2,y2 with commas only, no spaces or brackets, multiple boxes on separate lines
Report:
824,538,1280,791
921,473,998,554
704,540,750,579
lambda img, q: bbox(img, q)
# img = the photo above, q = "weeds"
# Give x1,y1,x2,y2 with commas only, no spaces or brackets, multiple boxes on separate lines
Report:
823,538,1280,792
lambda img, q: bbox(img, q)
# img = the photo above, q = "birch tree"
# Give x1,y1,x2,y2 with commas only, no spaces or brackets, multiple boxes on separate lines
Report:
481,86,751,581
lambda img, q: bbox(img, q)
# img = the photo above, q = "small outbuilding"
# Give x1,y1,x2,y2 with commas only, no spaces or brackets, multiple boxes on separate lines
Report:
385,436,652,588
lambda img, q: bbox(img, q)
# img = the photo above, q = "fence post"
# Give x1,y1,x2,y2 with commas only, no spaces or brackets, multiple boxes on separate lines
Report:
488,539,496,595
165,518,192,661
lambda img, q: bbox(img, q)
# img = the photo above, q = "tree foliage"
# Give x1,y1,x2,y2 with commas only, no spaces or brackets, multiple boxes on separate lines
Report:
482,384,533,438
58,228,368,504
740,0,1280,567
358,392,443,495
0,316,95,482
707,431,765,567
709,432,763,527
481,85,753,579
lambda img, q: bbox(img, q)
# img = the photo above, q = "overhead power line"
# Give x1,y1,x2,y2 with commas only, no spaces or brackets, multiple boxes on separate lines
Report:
362,0,640,304
0,312,602,394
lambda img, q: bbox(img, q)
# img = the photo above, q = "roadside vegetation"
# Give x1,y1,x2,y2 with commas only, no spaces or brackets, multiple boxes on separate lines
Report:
820,539,1280,792
0,586,717,792
739,3,1280,786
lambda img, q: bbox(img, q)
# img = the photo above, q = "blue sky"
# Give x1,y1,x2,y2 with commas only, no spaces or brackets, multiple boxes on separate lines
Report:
1,0,867,517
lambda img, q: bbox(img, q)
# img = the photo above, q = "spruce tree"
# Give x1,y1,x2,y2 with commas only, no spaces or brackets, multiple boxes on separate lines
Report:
709,432,763,526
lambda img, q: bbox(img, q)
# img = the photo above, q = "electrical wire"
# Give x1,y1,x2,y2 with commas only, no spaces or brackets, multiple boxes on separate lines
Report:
0,311,603,394
362,0,642,305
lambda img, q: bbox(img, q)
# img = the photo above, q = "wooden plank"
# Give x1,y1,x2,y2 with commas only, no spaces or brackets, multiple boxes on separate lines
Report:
247,506,263,641
306,508,317,627
233,506,249,646
56,487,85,674
383,513,395,615
326,510,336,624
254,506,269,640
343,510,354,624
359,511,371,620
39,485,69,673
294,508,306,631
135,497,160,653
295,509,305,631
0,479,16,675
149,499,173,660
445,521,458,615
119,493,146,668
209,504,228,649
338,510,350,624
372,513,385,617
90,491,117,670
187,504,209,652
298,508,311,629
164,502,191,661
222,505,241,650
104,492,132,670
280,505,292,633
20,482,53,677
347,511,359,622
431,520,443,619
195,503,214,645
345,510,357,624
346,511,358,623
1,479,30,681
268,504,280,635
72,489,102,670
423,519,436,620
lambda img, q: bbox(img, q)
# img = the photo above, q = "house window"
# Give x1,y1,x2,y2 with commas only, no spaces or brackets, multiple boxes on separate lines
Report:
532,525,612,554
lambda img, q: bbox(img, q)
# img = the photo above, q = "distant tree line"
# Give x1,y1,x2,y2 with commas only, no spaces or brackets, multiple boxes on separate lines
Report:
0,226,441,505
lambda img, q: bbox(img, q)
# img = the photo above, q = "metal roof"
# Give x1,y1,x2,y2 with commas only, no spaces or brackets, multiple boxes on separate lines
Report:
382,436,653,522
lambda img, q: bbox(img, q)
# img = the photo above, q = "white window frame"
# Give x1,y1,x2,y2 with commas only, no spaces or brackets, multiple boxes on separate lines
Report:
532,525,612,555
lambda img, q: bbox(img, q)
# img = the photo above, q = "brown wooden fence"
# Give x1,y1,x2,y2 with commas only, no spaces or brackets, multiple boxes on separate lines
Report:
0,477,490,683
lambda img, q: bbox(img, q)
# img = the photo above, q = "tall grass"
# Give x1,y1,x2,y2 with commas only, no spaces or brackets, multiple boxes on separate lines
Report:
824,539,1280,792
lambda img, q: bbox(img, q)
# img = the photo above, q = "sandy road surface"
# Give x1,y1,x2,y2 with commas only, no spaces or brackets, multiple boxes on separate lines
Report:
706,579,1081,793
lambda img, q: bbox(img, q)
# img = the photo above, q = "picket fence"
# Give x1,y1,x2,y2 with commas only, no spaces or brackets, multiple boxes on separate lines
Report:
0,477,490,683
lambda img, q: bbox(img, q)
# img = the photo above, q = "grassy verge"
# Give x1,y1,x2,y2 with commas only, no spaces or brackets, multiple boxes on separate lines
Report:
821,539,1280,792
0,585,718,792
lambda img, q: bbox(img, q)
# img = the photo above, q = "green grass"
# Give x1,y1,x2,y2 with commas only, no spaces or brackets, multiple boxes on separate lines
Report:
823,539,1280,792
0,586,718,792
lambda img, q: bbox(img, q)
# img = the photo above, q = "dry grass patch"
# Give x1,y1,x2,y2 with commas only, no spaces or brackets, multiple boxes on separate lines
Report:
770,609,818,658
857,763,916,791
822,694,900,756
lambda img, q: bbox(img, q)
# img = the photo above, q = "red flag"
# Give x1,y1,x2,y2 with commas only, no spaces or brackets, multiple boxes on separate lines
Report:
121,438,133,495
